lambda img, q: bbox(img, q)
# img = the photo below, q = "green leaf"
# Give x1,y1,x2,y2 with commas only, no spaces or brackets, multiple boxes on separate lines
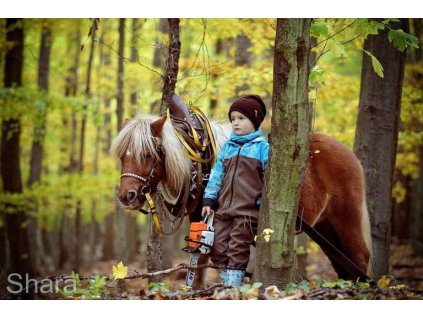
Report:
363,50,384,78
252,282,263,289
388,29,420,52
311,21,330,38
309,66,325,87
240,284,251,293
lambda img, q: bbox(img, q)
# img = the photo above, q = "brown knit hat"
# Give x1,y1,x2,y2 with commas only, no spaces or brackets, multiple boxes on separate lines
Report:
228,94,267,130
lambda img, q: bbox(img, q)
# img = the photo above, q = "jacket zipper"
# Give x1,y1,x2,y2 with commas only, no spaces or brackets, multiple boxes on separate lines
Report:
228,145,243,207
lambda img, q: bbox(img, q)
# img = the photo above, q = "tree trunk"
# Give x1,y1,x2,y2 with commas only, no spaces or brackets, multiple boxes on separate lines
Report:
160,18,181,112
99,20,115,262
153,19,168,68
146,18,181,284
412,145,423,255
209,39,222,117
116,18,125,132
0,225,6,270
150,19,169,114
27,22,52,275
102,212,116,260
391,173,413,241
353,19,408,279
74,20,96,271
59,25,81,270
409,19,423,256
255,18,312,289
159,17,181,273
114,18,130,269
234,32,252,95
130,18,142,106
28,23,51,185
2,18,35,285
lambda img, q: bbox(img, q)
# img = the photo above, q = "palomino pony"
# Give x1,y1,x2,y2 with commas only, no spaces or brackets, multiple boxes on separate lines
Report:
112,114,372,282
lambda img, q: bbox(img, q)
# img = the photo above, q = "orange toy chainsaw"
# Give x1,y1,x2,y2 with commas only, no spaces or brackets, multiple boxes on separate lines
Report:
182,213,214,286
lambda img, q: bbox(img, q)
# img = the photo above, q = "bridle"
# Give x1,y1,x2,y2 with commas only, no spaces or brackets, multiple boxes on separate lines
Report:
120,138,164,210
119,139,182,234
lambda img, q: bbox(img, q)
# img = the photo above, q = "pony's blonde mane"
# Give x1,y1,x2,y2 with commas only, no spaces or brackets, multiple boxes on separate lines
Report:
111,114,231,197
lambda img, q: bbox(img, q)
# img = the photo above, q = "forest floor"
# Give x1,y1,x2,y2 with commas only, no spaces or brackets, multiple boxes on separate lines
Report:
53,241,423,300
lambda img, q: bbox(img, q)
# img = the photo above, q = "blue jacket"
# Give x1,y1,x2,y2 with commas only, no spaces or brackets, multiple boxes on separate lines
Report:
203,129,269,221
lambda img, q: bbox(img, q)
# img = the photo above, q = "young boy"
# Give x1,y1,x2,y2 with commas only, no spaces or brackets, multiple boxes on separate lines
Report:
202,94,269,287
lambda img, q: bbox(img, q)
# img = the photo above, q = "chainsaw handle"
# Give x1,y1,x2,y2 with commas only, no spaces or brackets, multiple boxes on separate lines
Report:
203,212,214,228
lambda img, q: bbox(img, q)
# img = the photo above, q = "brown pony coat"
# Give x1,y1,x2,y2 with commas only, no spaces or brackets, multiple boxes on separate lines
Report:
299,133,372,276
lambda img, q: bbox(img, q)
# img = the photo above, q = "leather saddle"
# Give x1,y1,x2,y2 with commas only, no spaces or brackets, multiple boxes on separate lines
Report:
167,93,214,170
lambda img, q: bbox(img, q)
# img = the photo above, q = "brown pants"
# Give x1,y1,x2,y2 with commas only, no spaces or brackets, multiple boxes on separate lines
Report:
211,215,257,269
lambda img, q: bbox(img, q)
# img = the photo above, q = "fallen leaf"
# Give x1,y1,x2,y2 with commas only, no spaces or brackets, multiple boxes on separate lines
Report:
377,275,392,288
112,261,128,280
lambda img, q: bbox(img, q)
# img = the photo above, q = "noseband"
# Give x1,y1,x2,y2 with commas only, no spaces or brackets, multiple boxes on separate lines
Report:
120,165,156,206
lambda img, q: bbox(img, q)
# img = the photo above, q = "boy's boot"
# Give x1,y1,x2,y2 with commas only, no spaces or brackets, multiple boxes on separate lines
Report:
218,269,228,285
226,269,245,287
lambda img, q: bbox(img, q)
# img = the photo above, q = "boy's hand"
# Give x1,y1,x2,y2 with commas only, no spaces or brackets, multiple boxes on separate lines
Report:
202,206,214,218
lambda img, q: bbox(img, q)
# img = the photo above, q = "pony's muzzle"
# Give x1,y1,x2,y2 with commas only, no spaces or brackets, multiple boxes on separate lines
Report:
117,190,138,206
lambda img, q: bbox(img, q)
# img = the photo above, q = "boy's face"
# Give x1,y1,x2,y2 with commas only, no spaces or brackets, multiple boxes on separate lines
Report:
230,110,255,135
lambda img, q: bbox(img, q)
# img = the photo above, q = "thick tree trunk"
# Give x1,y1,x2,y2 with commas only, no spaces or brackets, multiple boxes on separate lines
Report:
2,18,35,285
255,18,312,289
353,19,408,278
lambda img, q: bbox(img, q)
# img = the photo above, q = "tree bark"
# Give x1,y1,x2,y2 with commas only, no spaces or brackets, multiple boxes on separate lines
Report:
413,145,423,255
28,23,51,186
116,18,125,132
1,18,35,282
74,19,96,271
146,18,181,284
130,18,142,106
353,19,408,278
255,18,312,289
59,25,81,269
409,19,423,256
27,21,52,275
160,18,181,112
209,39,223,117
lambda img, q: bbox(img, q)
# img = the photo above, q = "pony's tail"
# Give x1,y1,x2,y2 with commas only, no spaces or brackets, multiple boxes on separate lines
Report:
361,200,373,276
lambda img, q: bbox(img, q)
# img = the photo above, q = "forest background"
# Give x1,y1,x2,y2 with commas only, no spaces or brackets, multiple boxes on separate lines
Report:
0,17,422,298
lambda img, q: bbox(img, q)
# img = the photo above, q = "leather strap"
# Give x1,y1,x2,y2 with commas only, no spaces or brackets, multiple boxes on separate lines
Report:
296,215,371,281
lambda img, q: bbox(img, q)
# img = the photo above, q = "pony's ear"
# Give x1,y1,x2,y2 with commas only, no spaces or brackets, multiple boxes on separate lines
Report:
122,118,130,128
151,115,167,137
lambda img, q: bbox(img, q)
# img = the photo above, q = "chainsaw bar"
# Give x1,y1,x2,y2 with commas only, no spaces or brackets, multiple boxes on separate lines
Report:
186,253,201,286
